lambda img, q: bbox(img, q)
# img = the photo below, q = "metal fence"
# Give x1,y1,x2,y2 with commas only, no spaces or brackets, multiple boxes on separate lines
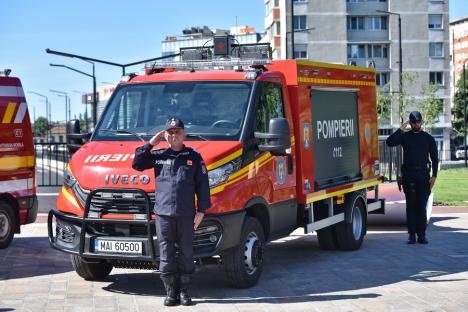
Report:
34,143,70,186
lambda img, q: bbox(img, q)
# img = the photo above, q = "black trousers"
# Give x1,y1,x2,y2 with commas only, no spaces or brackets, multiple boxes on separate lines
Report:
156,215,195,277
402,171,430,237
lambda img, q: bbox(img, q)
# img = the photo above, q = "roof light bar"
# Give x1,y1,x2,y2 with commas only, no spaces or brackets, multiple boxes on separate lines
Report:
145,59,271,72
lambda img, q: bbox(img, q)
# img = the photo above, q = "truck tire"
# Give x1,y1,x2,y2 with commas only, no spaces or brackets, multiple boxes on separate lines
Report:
222,217,265,288
71,255,113,280
335,197,366,251
0,201,15,249
317,225,338,250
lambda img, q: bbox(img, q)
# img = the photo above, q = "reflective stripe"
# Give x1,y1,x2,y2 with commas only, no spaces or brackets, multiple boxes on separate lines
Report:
0,155,35,170
0,178,33,193
2,102,16,123
0,86,24,97
13,102,27,123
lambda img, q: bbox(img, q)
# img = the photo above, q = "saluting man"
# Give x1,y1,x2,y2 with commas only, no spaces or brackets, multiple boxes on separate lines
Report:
386,111,438,245
132,117,211,306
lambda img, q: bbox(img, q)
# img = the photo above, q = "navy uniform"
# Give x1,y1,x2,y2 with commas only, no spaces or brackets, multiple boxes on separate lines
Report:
386,111,438,244
132,118,211,306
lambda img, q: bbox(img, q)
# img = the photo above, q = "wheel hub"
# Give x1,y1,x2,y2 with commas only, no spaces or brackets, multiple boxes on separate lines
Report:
243,232,263,275
0,213,9,238
352,206,363,240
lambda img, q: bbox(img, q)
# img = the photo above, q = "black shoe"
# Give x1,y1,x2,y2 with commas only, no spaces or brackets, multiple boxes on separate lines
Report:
161,275,180,306
180,275,193,306
407,234,416,244
417,236,428,244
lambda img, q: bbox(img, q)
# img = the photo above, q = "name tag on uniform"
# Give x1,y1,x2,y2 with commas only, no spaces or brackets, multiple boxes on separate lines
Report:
187,160,192,166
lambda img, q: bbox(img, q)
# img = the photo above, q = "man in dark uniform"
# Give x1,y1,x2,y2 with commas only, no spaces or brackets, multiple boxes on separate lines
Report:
386,111,438,244
132,117,211,306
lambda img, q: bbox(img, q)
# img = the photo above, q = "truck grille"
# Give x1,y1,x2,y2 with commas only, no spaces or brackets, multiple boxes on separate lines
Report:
73,184,155,215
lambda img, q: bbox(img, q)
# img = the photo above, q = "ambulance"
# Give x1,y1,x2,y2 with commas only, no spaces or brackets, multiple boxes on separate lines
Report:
0,69,37,249
48,40,384,287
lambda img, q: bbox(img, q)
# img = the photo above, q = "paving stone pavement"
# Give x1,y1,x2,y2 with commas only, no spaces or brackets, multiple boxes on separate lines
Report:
1,213,468,312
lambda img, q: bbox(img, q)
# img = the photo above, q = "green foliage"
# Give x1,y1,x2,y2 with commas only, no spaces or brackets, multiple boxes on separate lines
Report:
453,71,468,145
33,117,48,137
376,73,443,128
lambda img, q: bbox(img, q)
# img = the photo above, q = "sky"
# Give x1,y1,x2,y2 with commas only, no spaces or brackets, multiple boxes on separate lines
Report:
1,0,467,123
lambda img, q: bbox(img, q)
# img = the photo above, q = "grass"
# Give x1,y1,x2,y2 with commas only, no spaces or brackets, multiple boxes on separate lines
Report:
433,167,468,206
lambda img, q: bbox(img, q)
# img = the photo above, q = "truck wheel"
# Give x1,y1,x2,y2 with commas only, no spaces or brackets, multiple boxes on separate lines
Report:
222,217,265,288
0,201,15,249
317,226,338,250
335,198,366,251
71,255,113,280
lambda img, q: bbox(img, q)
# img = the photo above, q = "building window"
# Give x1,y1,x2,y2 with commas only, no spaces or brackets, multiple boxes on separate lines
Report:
428,14,443,29
293,15,307,30
347,44,366,58
429,42,443,57
347,16,365,30
59,135,64,143
367,44,388,58
294,44,308,59
293,0,308,2
276,22,281,36
376,73,389,87
367,16,387,30
429,72,444,85
274,0,280,6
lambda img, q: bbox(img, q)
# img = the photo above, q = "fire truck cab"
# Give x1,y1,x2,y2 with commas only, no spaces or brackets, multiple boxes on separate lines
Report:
0,69,37,249
48,41,384,288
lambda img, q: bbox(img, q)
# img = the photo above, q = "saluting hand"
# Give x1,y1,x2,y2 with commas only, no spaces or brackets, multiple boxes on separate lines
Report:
193,212,204,230
400,121,409,131
149,130,166,146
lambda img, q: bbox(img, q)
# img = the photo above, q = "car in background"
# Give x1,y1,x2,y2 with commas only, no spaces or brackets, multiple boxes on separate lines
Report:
456,144,467,160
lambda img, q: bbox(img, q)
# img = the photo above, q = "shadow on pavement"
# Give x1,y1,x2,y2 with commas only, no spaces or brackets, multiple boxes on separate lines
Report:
0,236,72,280
101,214,468,303
1,214,466,305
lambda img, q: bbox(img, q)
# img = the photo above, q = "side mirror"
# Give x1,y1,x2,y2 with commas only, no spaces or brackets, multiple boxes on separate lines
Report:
254,118,291,156
66,119,91,154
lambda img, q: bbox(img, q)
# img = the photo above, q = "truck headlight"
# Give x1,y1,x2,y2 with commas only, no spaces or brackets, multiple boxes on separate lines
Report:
63,169,77,189
208,157,242,188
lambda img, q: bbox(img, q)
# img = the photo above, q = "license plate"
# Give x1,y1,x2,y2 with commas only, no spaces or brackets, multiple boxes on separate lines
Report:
94,239,143,254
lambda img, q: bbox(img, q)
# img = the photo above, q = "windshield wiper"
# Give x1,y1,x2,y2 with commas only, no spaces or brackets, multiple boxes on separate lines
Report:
186,133,208,141
99,128,147,142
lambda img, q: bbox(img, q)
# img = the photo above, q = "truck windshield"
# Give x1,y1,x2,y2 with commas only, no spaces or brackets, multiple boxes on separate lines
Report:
93,81,252,141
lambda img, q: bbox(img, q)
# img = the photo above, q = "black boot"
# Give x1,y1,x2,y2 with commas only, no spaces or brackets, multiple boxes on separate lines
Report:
407,234,416,244
179,274,193,306
417,235,428,244
161,275,179,306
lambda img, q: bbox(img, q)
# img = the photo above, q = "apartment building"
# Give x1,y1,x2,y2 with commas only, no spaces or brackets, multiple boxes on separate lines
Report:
450,17,468,92
264,0,451,159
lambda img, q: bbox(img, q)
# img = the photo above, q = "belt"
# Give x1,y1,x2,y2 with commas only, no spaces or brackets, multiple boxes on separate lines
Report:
402,164,429,171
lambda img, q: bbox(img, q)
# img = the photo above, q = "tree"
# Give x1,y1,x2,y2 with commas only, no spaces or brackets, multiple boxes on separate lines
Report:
453,71,468,145
33,117,48,137
376,73,443,129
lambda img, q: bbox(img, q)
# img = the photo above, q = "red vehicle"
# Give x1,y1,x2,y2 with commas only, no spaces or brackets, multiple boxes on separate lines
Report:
0,69,37,249
48,44,384,287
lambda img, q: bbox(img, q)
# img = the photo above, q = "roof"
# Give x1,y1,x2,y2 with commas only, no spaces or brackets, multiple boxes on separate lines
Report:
450,16,468,26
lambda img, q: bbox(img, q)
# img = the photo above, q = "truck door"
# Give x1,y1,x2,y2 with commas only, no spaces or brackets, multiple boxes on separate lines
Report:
251,80,297,236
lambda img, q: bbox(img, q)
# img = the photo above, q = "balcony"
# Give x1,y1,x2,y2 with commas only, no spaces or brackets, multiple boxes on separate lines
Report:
347,30,389,42
347,1,388,14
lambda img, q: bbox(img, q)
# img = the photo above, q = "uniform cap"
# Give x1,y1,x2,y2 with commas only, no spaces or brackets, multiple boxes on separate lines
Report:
409,111,422,123
165,117,184,130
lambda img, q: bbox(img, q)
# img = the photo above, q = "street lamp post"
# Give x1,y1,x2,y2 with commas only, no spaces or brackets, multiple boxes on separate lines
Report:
463,59,468,167
73,90,89,132
28,91,51,141
377,10,403,123
50,63,97,127
50,89,68,125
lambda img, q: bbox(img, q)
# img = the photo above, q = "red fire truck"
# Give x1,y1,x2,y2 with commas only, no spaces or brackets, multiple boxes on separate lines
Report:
0,69,37,249
48,42,384,287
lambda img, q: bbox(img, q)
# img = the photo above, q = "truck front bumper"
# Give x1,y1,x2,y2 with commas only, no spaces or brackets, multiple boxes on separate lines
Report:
47,208,236,261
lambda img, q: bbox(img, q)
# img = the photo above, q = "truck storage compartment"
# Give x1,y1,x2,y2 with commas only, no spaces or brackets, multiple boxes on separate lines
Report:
310,89,362,190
